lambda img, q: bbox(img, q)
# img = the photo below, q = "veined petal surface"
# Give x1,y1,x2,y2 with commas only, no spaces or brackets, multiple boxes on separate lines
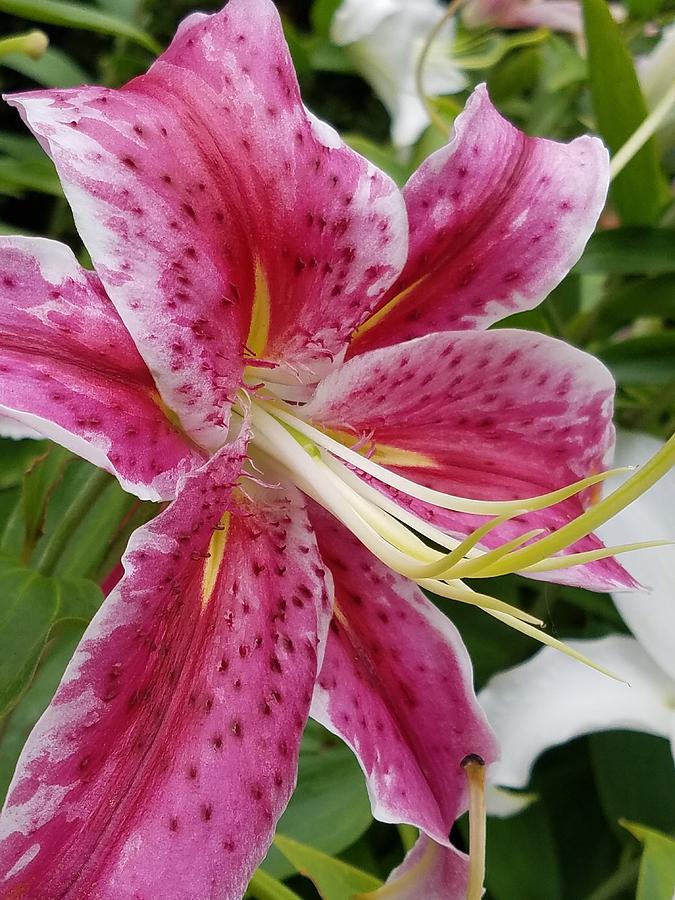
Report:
0,442,332,899
480,634,675,790
350,84,608,355
0,236,200,500
309,505,497,846
7,0,407,447
306,328,631,590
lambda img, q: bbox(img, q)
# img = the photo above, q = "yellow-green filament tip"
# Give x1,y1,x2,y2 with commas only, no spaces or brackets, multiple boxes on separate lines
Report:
474,434,675,578
485,609,629,682
462,754,487,900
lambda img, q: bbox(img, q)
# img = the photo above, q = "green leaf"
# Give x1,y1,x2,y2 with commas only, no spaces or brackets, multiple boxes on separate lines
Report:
573,229,675,276
0,560,58,716
582,0,665,225
622,821,675,900
580,274,675,341
484,802,563,900
247,868,303,900
21,445,71,559
274,834,382,900
591,733,675,836
31,463,118,577
0,438,47,490
0,619,84,802
0,555,98,718
263,721,372,879
0,46,89,87
625,0,667,16
310,0,341,38
596,333,675,385
0,0,161,55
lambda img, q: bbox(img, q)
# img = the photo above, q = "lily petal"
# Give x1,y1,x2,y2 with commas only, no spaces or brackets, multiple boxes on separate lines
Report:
599,430,675,681
350,84,608,355
305,328,632,590
479,634,675,791
7,0,406,447
0,443,332,898
309,504,497,846
366,834,468,899
0,236,200,500
463,0,584,34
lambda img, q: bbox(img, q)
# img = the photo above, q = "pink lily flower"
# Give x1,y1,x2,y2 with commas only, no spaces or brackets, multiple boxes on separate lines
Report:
462,0,585,34
0,0,657,896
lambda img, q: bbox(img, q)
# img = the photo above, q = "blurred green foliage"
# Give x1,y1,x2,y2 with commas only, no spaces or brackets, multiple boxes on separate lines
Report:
0,1,673,897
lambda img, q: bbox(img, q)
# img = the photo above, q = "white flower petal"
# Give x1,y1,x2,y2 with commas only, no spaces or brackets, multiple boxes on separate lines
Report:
600,430,675,681
479,635,675,790
331,0,466,148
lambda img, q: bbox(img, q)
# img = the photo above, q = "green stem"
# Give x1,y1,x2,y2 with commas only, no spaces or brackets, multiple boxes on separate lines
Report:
34,468,111,576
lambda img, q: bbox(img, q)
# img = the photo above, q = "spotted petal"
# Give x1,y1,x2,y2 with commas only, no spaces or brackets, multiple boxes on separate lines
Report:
305,328,634,590
309,504,497,846
7,0,407,448
0,443,332,899
350,84,608,355
0,236,200,500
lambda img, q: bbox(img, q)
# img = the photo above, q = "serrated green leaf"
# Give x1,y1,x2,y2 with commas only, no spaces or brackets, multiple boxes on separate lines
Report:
582,0,666,225
274,834,383,900
622,821,675,900
0,0,161,55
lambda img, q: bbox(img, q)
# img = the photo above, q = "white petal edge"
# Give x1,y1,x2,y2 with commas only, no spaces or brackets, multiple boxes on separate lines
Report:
479,634,675,790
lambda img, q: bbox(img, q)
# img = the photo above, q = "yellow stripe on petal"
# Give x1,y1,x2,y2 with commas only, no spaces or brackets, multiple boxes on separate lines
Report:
322,426,437,470
201,513,230,608
352,274,429,342
246,259,271,358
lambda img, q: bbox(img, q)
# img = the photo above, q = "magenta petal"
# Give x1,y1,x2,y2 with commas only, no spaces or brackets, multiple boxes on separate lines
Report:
306,328,634,590
0,236,201,499
7,0,406,443
379,835,469,900
308,504,496,845
350,84,608,355
0,446,332,898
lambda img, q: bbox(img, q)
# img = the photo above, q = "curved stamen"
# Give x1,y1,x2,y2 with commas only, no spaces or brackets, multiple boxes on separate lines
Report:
467,434,675,577
259,399,631,516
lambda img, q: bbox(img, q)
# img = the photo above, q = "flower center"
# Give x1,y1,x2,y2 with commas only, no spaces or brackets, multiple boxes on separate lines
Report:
232,387,675,672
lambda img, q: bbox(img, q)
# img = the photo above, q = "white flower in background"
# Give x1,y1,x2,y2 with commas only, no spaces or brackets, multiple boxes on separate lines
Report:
638,24,675,147
480,430,675,813
638,24,675,110
331,0,466,149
